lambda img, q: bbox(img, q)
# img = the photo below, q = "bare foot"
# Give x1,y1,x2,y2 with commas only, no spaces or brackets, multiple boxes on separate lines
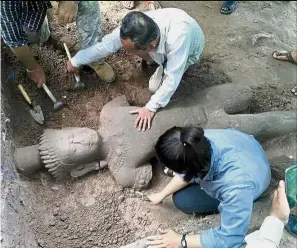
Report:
272,50,297,65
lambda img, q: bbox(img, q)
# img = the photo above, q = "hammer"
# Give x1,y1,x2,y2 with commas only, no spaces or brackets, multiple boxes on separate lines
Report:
42,84,64,111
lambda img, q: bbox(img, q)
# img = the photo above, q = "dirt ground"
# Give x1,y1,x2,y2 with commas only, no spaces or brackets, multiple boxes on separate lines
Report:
1,1,297,248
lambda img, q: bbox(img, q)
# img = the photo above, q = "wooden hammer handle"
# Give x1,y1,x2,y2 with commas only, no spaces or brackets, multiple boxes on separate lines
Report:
63,43,72,60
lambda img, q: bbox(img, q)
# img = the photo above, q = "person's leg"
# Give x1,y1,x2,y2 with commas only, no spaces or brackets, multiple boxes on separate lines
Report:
24,16,51,45
76,1,115,82
172,184,220,214
220,1,237,15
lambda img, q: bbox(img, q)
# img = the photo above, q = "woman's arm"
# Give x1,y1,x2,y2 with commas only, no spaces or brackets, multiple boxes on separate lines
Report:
148,175,189,204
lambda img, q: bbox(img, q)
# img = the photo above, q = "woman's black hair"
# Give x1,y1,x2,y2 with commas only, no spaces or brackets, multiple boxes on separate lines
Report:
120,11,159,50
155,125,211,182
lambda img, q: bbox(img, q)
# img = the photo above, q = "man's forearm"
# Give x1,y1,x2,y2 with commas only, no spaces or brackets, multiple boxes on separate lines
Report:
160,175,189,198
11,45,38,70
71,40,117,68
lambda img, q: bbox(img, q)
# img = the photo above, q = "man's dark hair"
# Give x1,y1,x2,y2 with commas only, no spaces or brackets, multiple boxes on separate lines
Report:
120,11,159,50
155,125,211,182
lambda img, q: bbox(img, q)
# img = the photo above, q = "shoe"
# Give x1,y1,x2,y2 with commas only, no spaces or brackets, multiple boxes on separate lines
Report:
88,62,116,83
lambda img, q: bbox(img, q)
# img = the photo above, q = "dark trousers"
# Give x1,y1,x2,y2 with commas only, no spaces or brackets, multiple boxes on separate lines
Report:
172,184,220,214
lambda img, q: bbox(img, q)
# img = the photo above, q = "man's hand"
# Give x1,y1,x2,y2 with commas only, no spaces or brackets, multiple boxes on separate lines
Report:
147,192,165,205
67,60,79,74
27,64,46,88
129,107,155,132
55,1,78,25
270,180,290,225
146,229,181,248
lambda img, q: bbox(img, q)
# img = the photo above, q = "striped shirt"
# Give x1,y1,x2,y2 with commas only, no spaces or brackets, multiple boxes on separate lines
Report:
71,8,205,112
0,1,51,47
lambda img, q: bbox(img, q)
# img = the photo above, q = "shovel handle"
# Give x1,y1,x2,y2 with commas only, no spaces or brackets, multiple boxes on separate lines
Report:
42,83,57,103
64,43,81,82
18,84,32,105
63,43,72,60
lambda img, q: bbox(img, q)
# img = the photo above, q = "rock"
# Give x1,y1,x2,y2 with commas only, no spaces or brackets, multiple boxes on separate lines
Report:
106,224,112,230
37,239,44,247
49,220,56,226
51,186,59,191
135,191,143,198
276,86,284,95
53,207,59,216
60,215,68,222
252,33,274,46
118,195,125,202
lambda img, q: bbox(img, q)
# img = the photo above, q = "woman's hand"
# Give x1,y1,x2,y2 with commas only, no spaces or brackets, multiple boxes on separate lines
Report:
147,192,166,205
146,229,181,248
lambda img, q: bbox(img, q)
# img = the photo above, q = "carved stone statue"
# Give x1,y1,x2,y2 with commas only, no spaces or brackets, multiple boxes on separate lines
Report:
14,84,297,189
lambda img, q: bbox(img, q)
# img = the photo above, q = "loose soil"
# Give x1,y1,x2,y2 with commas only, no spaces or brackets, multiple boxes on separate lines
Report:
1,1,296,248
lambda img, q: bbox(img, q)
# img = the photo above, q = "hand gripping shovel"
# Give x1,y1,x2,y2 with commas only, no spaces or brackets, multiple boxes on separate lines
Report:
63,43,85,90
18,84,44,124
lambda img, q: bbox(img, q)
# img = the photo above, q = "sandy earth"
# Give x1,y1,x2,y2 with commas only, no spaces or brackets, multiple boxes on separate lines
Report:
1,1,297,248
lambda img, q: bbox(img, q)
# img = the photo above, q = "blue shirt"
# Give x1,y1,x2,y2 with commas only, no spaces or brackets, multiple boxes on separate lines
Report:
179,129,271,248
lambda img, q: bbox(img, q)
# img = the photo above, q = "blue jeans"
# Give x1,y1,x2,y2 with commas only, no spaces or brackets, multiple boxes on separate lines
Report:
172,184,220,214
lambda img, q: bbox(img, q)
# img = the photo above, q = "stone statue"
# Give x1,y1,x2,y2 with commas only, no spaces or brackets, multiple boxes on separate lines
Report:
14,84,297,189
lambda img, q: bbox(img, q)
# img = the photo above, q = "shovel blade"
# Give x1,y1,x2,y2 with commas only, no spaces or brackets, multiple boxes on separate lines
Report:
29,105,44,124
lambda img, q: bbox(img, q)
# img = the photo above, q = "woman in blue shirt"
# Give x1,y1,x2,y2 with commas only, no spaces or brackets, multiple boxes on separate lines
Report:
146,125,271,248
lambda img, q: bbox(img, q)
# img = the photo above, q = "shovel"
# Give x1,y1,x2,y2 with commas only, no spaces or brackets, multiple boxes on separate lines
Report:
18,84,44,124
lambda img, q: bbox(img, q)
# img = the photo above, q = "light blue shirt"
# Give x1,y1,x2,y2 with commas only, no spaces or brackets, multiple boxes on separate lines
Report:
179,129,271,248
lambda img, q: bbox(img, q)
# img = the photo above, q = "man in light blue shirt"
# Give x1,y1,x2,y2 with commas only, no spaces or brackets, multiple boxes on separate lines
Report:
146,127,271,248
67,8,205,132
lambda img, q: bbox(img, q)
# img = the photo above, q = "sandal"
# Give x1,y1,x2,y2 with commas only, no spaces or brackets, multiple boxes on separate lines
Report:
291,86,297,96
272,51,297,66
220,1,237,15
123,1,135,10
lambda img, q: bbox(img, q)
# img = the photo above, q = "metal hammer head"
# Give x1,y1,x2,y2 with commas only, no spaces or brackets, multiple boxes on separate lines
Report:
74,81,85,90
54,101,65,111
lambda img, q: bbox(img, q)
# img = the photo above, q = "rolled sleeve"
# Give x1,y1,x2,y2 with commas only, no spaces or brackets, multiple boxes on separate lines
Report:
245,216,284,248
0,1,26,47
200,183,254,248
71,27,122,67
145,32,191,112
